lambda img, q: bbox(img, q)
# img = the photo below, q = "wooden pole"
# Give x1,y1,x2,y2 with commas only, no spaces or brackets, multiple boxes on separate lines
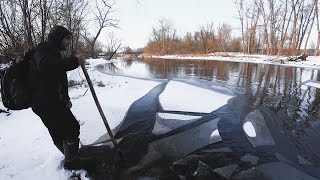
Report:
80,64,122,156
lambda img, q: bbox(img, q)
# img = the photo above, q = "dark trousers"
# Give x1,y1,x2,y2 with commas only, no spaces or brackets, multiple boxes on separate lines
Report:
32,104,80,154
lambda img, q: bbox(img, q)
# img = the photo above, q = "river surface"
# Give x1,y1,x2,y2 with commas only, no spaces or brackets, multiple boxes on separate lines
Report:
97,57,320,179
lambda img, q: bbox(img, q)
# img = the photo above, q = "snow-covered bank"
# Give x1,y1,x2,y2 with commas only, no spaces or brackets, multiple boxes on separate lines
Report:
0,58,160,179
148,53,320,69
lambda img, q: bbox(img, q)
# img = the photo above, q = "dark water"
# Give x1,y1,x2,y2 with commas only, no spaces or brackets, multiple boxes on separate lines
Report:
109,57,320,125
98,58,320,179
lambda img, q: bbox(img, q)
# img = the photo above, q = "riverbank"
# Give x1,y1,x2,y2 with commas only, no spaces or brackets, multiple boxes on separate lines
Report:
0,59,160,179
145,52,320,69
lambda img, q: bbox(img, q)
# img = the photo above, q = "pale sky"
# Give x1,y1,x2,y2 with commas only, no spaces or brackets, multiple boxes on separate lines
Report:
102,0,239,49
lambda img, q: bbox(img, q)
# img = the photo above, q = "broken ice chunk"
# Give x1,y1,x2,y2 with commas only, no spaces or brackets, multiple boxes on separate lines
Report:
194,161,220,178
255,162,318,180
152,113,201,135
275,152,294,165
243,110,275,147
202,147,233,153
210,129,222,143
297,155,313,165
213,164,239,179
150,117,221,158
159,81,233,113
240,153,259,165
243,122,256,137
301,80,320,89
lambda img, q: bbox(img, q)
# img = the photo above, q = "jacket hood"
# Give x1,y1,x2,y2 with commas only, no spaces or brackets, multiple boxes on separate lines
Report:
48,26,72,50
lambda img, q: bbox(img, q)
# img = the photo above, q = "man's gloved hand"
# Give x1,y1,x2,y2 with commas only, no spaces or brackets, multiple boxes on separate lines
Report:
66,100,72,109
75,53,86,65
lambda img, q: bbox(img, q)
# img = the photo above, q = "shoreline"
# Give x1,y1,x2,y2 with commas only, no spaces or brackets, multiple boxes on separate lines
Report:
143,53,320,69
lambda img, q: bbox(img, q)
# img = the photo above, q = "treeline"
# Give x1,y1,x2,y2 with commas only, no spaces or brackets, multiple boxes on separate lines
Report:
236,0,319,56
144,18,241,55
145,0,320,56
0,0,118,63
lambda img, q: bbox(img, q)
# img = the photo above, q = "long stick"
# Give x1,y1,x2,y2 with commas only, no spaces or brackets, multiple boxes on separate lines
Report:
107,43,121,61
80,64,121,154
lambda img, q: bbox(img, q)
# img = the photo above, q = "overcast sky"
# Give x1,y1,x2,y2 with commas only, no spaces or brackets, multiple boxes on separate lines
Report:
102,0,239,49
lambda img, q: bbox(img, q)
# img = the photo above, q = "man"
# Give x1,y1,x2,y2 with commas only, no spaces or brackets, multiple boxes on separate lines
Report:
29,25,94,170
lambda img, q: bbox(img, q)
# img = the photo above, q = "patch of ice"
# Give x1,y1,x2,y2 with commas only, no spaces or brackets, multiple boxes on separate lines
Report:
149,117,221,158
275,152,294,165
300,85,308,90
157,113,201,120
243,122,256,137
160,81,233,113
243,110,275,147
301,80,320,89
255,162,317,180
195,161,214,177
202,147,233,153
210,129,222,143
213,164,239,179
297,155,313,165
240,153,259,165
152,113,201,135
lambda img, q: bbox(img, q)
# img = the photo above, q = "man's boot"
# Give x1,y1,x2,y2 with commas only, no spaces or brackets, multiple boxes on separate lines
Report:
53,138,64,154
63,138,96,170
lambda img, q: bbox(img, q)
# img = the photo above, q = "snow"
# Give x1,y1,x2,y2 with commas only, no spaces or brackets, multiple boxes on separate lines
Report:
149,54,320,69
0,59,160,179
210,129,221,142
243,121,256,137
0,58,232,179
159,81,233,113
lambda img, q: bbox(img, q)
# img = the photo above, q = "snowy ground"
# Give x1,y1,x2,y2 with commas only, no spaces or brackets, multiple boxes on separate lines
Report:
0,58,233,179
148,53,320,69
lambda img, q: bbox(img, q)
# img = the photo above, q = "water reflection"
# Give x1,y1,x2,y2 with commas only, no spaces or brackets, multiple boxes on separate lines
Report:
103,57,320,163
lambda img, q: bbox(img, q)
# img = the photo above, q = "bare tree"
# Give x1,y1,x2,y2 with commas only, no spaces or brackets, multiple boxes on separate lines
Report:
297,1,316,52
198,22,215,53
148,18,177,54
278,0,294,55
235,0,317,55
17,0,35,50
235,0,246,53
315,0,320,55
83,0,118,58
105,32,121,55
0,0,23,58
304,0,317,52
60,0,89,52
217,23,232,52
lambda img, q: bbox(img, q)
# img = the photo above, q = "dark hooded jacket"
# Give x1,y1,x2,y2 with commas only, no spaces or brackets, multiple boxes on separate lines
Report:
29,26,79,109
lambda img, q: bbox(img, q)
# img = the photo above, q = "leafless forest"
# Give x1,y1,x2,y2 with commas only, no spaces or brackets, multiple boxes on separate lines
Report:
145,0,320,56
0,0,118,63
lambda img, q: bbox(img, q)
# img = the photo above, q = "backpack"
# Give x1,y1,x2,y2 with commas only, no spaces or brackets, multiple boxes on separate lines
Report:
1,49,34,110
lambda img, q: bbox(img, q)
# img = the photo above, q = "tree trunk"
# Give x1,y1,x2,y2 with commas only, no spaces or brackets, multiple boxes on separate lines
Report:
315,0,320,56
90,27,102,58
291,0,298,55
304,2,316,52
